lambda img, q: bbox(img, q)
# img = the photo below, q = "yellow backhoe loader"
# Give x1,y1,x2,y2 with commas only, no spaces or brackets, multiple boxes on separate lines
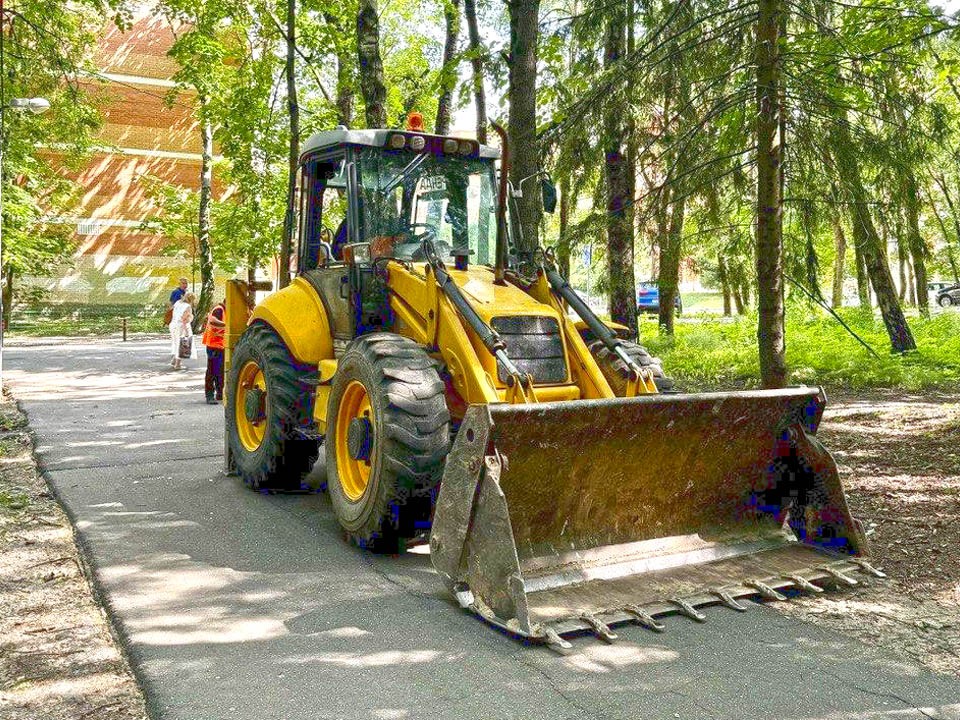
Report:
224,121,882,649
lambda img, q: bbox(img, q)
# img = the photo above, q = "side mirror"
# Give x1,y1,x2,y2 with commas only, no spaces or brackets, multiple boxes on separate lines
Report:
541,177,558,214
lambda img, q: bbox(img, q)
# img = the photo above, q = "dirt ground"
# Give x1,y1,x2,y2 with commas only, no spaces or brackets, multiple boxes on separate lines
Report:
0,393,147,720
776,389,960,676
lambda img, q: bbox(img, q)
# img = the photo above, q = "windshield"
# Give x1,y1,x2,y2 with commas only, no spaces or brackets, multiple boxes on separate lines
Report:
357,147,498,265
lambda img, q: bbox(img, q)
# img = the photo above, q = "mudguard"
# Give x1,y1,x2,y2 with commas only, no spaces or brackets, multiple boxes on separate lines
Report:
250,276,334,365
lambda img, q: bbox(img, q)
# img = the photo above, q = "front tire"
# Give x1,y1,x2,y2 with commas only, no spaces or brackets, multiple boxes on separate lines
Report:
226,323,318,491
589,339,674,393
326,334,450,552
939,295,953,307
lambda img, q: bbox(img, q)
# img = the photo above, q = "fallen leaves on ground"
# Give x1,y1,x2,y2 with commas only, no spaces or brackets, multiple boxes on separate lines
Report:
776,390,960,676
0,393,147,720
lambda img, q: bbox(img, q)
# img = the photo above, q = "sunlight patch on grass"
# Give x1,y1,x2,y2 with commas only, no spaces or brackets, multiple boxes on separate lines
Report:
643,309,960,391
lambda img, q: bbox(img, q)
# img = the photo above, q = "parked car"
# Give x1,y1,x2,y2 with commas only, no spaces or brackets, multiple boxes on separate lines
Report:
936,284,960,307
637,281,683,315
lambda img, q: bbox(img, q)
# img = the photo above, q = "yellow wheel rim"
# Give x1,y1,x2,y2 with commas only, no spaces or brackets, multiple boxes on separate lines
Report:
335,380,374,502
235,360,267,452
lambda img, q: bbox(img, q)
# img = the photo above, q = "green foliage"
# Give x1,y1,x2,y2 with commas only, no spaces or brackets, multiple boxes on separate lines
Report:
0,0,111,295
0,489,30,513
644,309,960,391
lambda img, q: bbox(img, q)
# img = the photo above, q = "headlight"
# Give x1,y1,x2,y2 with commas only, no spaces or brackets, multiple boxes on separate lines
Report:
459,140,475,155
409,135,426,151
443,138,459,154
388,134,406,149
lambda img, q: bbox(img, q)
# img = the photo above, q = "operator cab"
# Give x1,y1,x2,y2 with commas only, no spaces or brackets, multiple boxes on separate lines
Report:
295,123,501,274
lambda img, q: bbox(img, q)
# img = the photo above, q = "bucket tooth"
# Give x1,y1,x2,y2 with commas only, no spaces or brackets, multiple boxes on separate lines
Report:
710,588,749,611
746,580,788,601
670,598,707,622
850,559,886,578
579,612,618,643
453,583,475,608
542,627,573,652
784,574,824,593
818,566,859,587
623,604,666,632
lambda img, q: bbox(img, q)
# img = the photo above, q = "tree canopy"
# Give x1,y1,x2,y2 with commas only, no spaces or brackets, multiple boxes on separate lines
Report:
6,0,960,379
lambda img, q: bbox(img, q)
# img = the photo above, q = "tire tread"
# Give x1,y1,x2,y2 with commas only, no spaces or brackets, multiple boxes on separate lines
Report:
588,339,674,393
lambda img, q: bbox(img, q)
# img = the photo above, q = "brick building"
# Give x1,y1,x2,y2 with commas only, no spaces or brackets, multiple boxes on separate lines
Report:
22,6,227,317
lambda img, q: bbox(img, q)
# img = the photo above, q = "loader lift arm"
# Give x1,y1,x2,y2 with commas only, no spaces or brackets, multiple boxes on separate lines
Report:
420,239,529,391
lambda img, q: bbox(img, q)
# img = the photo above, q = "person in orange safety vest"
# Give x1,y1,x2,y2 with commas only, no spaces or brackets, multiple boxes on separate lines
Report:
202,300,226,404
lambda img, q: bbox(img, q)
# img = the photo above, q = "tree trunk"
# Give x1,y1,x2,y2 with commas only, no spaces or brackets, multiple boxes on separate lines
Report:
321,13,354,127
949,247,960,284
603,4,637,336
2,269,13,330
897,237,908,302
833,122,915,352
854,234,870,308
658,195,684,334
463,0,487,143
434,0,461,135
907,256,917,307
651,186,668,282
732,274,746,315
279,0,299,290
755,0,787,387
558,172,571,278
196,114,215,329
926,183,960,284
507,0,541,255
802,204,820,299
831,213,846,308
933,173,960,266
357,0,387,128
335,46,354,127
718,254,732,316
903,172,928,315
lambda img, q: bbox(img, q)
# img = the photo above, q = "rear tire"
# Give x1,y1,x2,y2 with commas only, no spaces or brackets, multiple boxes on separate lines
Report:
226,323,318,491
589,339,674,393
326,333,450,552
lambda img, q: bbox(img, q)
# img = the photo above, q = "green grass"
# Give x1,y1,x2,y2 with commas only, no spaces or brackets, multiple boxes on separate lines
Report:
681,292,725,314
641,308,960,392
0,489,29,513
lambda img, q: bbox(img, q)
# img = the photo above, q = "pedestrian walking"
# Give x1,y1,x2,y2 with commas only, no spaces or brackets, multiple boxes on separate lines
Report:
169,291,195,370
202,299,226,404
164,277,188,325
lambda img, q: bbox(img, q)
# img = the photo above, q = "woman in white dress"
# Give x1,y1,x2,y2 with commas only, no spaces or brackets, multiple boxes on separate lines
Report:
169,291,196,369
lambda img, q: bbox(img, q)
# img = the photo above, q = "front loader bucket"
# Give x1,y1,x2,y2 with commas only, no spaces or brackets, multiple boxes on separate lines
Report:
430,388,881,648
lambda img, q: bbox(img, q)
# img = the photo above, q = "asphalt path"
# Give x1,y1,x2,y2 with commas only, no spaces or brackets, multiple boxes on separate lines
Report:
6,336,960,720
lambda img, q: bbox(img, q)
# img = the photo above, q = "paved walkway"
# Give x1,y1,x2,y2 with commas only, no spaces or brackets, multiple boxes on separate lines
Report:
6,336,960,720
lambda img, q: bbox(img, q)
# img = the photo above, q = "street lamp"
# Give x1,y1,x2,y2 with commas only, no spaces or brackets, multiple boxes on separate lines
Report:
0,96,51,386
